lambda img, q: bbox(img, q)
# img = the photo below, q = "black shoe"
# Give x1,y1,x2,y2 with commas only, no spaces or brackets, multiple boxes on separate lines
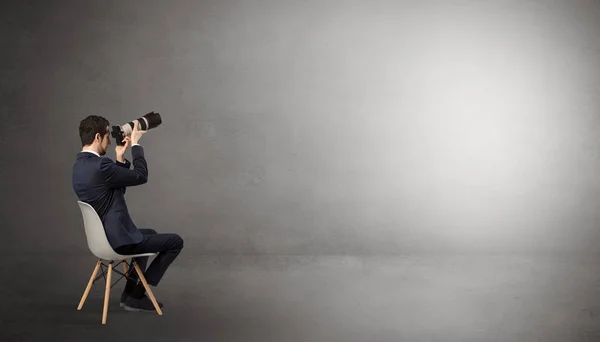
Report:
123,295,164,312
121,292,164,308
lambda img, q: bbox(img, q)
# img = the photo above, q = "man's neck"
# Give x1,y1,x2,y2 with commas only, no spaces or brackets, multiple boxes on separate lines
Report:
81,146,101,157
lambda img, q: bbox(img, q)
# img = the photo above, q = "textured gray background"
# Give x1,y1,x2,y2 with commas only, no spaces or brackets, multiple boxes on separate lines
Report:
2,0,600,341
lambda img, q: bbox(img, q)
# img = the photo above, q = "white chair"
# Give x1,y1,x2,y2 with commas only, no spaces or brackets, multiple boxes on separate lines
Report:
76,200,163,324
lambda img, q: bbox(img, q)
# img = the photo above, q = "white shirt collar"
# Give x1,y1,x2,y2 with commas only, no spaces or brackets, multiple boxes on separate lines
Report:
82,149,100,157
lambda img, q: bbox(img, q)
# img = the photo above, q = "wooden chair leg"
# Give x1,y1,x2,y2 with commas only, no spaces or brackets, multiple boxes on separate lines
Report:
78,260,101,310
102,263,113,324
132,261,163,315
122,259,129,275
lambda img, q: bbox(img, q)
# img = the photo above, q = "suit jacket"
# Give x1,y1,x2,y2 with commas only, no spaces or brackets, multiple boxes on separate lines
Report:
72,145,148,249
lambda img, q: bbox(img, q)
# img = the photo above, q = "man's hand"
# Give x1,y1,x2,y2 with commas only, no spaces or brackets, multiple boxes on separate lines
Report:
130,119,147,145
115,136,131,163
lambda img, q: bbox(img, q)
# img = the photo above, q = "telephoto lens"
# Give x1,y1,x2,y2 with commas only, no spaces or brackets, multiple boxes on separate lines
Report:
111,111,162,145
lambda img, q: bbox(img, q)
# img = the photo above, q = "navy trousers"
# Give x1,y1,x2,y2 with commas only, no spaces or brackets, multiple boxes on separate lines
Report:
114,228,184,287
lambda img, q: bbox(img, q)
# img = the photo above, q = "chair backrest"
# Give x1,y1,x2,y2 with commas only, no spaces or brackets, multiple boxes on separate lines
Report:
77,201,121,261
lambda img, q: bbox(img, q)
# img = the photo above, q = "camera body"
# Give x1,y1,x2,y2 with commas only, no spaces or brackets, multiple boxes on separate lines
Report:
111,111,162,145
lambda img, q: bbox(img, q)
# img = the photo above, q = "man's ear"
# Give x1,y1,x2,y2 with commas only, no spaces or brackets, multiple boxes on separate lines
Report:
95,133,101,142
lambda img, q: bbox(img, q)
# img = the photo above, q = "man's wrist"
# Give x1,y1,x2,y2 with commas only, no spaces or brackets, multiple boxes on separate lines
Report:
116,155,125,163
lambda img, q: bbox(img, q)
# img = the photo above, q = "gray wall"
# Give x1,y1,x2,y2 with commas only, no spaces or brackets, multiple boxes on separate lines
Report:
2,0,600,256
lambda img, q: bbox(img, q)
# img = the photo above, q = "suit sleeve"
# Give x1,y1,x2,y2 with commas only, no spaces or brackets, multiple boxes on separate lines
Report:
116,159,131,169
115,159,131,194
100,145,148,188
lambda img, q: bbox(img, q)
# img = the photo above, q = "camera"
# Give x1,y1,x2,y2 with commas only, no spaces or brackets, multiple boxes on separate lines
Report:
111,111,162,145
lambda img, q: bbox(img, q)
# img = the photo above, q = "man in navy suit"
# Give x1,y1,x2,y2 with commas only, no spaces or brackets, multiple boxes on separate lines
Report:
72,115,183,312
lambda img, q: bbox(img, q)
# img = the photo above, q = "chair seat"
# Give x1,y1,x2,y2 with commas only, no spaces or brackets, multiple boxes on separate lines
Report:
114,252,158,260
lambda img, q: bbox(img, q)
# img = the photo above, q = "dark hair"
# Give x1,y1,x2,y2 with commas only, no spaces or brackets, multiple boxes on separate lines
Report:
79,115,110,146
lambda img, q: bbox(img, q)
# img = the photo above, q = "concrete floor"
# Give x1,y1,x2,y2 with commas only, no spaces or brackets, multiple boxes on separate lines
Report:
2,253,600,342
